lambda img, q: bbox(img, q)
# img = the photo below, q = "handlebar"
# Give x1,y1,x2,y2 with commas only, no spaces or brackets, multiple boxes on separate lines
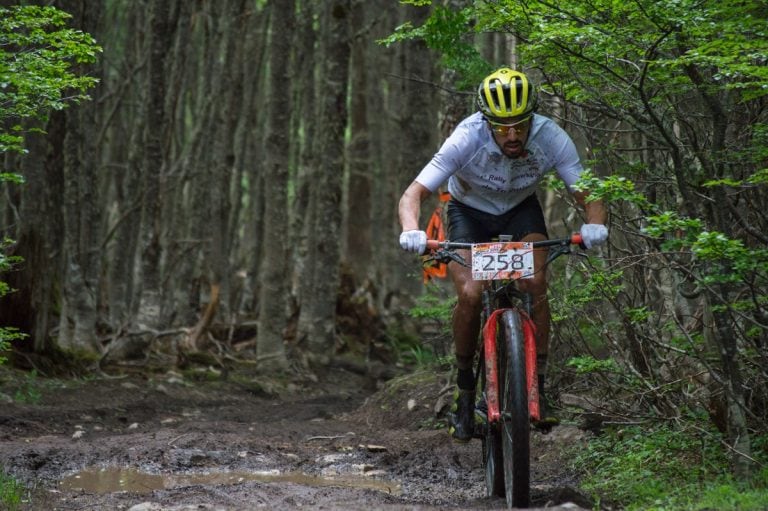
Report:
423,233,583,272
426,233,583,251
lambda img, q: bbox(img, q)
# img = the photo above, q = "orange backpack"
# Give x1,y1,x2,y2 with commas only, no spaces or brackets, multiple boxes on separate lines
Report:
422,191,451,283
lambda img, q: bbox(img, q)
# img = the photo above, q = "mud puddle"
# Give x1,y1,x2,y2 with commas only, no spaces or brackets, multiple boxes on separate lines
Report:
60,466,401,495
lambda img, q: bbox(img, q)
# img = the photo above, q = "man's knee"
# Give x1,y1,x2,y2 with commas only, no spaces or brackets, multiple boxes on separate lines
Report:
455,283,482,310
519,269,547,292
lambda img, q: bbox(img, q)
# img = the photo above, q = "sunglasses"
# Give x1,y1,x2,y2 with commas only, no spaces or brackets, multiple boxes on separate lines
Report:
487,116,532,136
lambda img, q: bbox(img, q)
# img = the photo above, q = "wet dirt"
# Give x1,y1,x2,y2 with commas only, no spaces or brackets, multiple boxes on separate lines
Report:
0,363,595,510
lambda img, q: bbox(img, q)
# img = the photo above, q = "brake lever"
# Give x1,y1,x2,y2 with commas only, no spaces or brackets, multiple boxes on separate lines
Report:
426,248,469,267
444,249,468,267
545,245,571,266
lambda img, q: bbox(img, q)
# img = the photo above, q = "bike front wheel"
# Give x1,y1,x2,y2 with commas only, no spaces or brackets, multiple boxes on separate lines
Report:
482,421,504,498
500,309,530,508
480,348,503,498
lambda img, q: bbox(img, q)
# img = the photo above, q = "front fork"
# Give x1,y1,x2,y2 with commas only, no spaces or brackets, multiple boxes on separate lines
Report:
479,286,540,425
518,289,540,421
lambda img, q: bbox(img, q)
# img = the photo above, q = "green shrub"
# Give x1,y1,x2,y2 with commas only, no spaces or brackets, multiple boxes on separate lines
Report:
0,328,26,366
572,423,768,510
0,239,27,366
0,469,24,511
13,370,42,404
408,283,455,328
394,283,455,367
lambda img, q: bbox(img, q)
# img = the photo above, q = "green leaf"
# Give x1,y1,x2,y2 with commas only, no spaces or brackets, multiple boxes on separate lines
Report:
567,355,621,374
0,173,25,184
0,5,101,155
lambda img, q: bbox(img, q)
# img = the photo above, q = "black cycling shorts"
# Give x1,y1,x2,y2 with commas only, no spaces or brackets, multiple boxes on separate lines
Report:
446,194,548,243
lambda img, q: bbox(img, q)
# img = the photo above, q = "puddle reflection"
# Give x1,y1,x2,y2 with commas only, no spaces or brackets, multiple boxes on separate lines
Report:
60,467,401,495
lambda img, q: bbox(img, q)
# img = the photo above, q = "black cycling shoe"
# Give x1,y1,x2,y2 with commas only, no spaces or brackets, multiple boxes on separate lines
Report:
473,392,557,433
449,388,475,442
533,394,560,432
473,394,488,438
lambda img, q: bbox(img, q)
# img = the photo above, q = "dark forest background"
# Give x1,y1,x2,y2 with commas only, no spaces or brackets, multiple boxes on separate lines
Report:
1,0,767,488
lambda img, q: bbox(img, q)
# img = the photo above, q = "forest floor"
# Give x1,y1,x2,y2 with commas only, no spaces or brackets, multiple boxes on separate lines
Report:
0,359,597,511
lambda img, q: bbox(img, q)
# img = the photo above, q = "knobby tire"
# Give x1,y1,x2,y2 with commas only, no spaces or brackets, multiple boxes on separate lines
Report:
481,357,504,498
500,310,530,508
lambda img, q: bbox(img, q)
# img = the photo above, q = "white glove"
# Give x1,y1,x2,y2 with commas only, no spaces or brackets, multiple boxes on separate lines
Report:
399,230,428,254
580,224,608,249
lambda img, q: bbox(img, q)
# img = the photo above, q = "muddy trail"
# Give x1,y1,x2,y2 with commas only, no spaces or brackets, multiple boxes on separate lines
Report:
0,363,595,510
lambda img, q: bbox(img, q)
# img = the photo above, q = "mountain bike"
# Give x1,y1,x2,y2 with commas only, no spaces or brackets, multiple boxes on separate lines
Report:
424,233,582,509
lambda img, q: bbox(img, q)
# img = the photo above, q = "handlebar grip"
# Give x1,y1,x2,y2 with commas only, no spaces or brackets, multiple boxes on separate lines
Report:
570,233,583,246
426,239,440,250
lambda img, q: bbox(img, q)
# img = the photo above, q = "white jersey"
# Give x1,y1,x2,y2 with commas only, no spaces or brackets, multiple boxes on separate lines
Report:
415,112,584,215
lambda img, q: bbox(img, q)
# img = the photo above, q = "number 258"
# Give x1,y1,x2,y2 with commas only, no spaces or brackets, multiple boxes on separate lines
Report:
482,253,524,271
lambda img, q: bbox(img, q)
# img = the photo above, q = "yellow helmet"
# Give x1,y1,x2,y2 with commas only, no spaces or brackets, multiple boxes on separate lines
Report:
477,68,538,119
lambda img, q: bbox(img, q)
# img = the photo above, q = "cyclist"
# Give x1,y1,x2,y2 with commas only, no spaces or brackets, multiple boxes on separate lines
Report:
398,68,607,442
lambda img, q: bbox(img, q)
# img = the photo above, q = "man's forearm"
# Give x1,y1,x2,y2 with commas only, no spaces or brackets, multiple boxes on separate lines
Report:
574,191,607,225
398,181,431,231
585,199,607,225
399,197,420,231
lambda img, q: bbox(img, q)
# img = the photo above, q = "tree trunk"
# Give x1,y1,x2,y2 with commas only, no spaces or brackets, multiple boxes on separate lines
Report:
344,0,372,283
240,5,270,317
56,0,103,354
710,280,754,478
256,0,294,367
228,5,261,318
366,0,399,312
289,0,317,319
390,4,435,296
0,115,64,353
136,0,173,332
159,0,196,327
103,2,146,329
170,2,214,329
297,0,352,354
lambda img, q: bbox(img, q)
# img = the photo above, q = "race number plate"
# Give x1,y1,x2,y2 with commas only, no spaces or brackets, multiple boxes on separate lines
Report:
471,242,534,280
